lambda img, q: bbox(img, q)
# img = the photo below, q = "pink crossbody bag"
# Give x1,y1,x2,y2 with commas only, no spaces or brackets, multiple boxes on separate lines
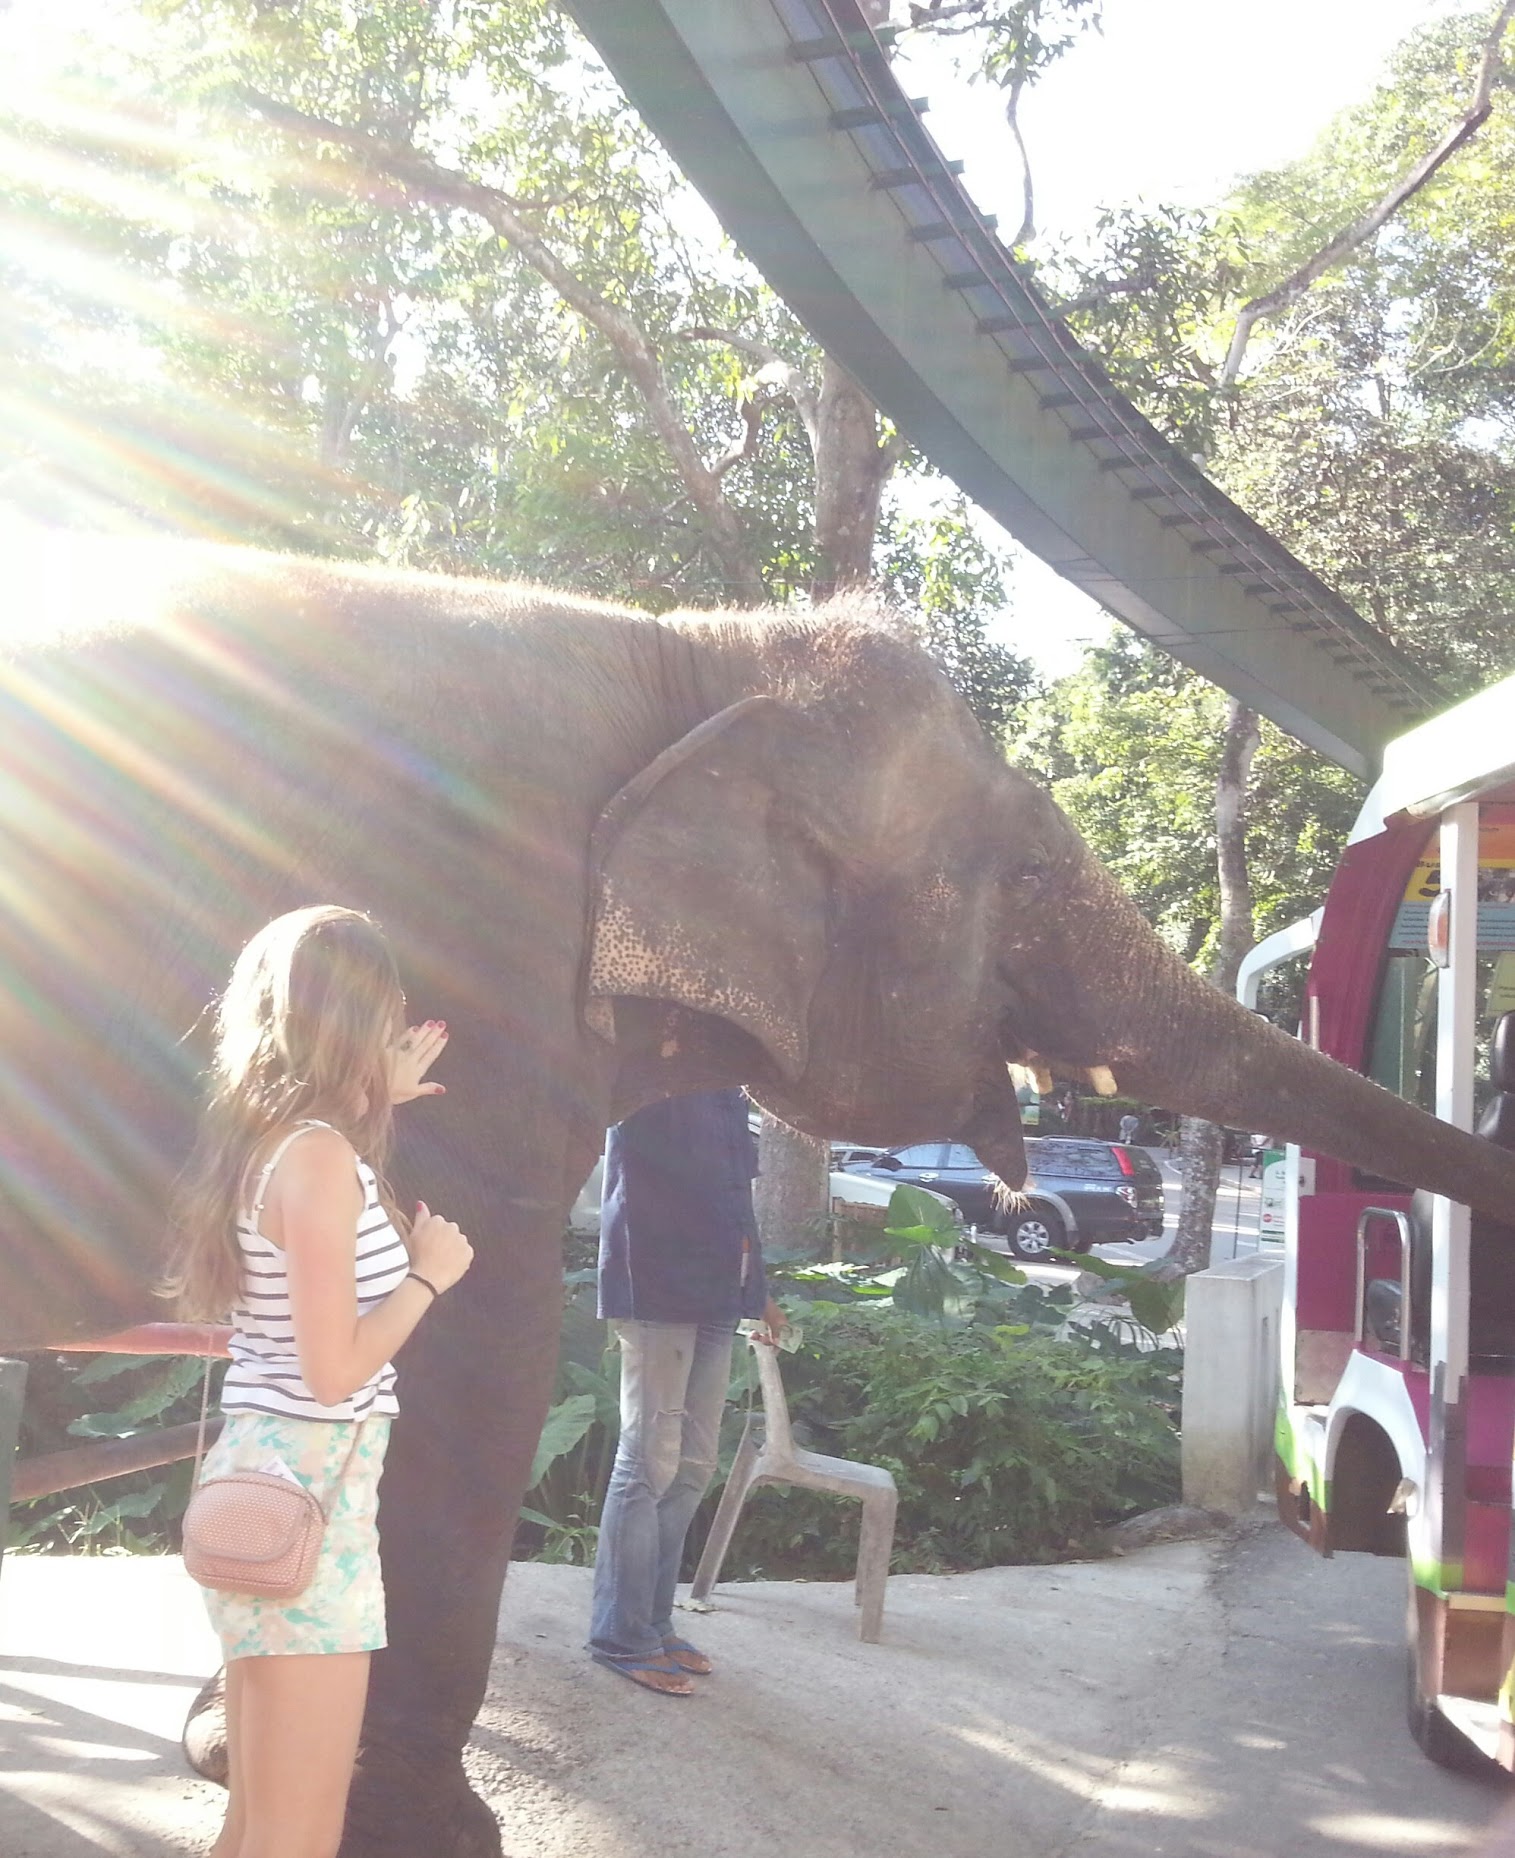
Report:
181,1124,363,1600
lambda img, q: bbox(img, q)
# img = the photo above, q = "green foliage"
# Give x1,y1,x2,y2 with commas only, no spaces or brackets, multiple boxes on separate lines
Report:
513,1281,621,1565
519,1182,1180,1576
1031,12,1515,697
1040,204,1250,450
876,500,1035,735
711,1299,1180,1578
10,1351,215,1553
1007,633,1362,971
903,1,1105,101
1049,1249,1185,1340
0,0,1031,664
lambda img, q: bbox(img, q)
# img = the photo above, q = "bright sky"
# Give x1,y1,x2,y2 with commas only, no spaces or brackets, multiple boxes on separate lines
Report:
0,0,1486,674
898,0,1476,675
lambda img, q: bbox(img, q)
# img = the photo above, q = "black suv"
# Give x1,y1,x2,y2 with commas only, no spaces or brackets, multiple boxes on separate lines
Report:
838,1138,1166,1259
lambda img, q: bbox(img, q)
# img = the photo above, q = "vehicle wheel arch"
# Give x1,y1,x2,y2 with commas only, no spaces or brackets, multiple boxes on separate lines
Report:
1325,1409,1409,1556
1000,1191,1076,1258
1321,1354,1425,1510
1016,1187,1077,1236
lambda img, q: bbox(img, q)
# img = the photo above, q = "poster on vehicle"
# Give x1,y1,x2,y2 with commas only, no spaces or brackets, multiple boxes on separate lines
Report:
1258,1150,1287,1239
1258,1149,1312,1240
1389,819,1515,952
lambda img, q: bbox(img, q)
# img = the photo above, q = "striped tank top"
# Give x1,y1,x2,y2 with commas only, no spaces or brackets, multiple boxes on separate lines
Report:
221,1120,410,1422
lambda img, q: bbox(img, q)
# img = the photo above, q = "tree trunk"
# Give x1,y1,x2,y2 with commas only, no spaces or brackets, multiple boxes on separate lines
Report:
758,356,898,1247
811,356,895,597
753,1115,831,1257
1165,699,1261,1275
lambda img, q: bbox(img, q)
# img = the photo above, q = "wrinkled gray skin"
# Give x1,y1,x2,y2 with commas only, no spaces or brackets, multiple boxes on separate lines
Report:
3,540,1511,1858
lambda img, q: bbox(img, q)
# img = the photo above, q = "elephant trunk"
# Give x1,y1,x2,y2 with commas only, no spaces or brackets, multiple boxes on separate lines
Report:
1113,953,1515,1224
1043,857,1515,1224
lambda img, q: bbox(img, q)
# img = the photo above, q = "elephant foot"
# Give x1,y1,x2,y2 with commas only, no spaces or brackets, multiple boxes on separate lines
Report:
182,1667,229,1786
342,1742,503,1858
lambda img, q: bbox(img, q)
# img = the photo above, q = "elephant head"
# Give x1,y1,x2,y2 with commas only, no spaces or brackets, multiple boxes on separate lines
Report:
585,600,1515,1220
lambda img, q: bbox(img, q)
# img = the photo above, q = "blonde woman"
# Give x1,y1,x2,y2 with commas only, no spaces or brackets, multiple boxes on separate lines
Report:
170,905,473,1858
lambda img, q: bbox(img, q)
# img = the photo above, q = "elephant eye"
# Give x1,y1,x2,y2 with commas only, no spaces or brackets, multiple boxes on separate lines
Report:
1015,855,1049,889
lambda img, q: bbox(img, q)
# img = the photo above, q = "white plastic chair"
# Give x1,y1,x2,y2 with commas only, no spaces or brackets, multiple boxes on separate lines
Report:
690,1335,897,1641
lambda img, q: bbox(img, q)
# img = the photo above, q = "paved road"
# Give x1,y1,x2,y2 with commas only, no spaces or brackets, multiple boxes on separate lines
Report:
1075,1515,1511,1858
1005,1150,1270,1294
3,1526,1508,1858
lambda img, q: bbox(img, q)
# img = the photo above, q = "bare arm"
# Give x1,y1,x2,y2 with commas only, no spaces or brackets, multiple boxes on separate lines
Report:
265,1128,454,1408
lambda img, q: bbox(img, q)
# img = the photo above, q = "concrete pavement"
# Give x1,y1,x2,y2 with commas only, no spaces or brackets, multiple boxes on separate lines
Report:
1,1519,1508,1857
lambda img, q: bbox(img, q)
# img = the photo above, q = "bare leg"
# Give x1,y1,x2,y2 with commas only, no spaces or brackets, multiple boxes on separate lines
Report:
237,1651,370,1858
207,1659,246,1858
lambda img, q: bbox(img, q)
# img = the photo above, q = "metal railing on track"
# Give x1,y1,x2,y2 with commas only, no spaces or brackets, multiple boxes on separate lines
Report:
565,0,1441,773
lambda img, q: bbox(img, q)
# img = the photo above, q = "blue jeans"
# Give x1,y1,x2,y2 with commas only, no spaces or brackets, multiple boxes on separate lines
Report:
589,1319,736,1661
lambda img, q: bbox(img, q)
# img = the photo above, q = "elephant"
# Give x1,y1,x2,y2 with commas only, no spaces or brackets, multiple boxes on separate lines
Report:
5,534,1515,1857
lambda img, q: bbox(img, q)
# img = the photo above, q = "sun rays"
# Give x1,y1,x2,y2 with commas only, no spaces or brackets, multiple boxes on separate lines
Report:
0,9,390,552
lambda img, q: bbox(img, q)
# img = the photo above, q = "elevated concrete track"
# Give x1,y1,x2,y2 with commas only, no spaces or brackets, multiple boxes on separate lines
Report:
565,0,1440,778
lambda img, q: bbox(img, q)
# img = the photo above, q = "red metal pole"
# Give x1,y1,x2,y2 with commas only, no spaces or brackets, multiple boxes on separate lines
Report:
12,1418,223,1503
48,1323,232,1357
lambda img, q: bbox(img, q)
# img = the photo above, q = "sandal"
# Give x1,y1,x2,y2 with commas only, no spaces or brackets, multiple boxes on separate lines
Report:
590,1650,694,1697
661,1635,713,1676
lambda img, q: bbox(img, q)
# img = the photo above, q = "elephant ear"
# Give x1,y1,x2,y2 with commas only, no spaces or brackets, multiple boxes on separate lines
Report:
584,696,834,1081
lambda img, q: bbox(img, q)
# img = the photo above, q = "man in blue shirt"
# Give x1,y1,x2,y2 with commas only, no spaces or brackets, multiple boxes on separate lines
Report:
589,1088,784,1696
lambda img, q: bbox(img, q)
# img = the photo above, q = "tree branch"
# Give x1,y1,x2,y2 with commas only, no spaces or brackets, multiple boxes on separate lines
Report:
1219,0,1515,391
1046,271,1158,321
674,325,821,456
1004,75,1035,248
322,297,406,469
240,91,767,603
709,396,772,480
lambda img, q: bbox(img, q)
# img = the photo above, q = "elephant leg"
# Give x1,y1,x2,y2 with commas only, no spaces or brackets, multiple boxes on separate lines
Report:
341,1205,566,1858
183,1667,228,1785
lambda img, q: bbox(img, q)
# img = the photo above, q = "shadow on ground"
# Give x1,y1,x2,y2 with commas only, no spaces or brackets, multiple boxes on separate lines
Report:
0,1522,1507,1857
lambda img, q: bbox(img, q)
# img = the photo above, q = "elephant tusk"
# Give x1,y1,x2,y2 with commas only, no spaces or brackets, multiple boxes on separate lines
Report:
1088,1065,1118,1097
1006,1059,1056,1097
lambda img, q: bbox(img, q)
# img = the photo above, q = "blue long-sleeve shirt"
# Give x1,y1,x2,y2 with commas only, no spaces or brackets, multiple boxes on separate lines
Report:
597,1089,768,1324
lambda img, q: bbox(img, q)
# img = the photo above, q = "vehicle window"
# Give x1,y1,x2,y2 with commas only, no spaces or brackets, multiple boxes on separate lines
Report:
942,1145,984,1169
1365,816,1515,1122
892,1144,946,1168
1032,1142,1121,1179
1026,1142,1077,1176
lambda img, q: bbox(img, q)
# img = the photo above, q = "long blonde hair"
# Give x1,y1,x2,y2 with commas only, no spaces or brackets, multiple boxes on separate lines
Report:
167,905,406,1319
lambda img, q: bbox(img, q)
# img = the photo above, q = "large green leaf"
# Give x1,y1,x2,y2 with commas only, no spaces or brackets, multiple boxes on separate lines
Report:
1049,1249,1185,1338
953,1234,1028,1287
1124,1276,1186,1338
883,1184,961,1246
527,1393,598,1488
893,1243,959,1321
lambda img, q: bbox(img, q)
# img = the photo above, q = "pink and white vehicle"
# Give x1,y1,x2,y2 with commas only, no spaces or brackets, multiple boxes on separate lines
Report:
1247,670,1515,1771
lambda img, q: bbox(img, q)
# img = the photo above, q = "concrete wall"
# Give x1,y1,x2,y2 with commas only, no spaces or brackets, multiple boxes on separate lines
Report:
1181,1256,1285,1514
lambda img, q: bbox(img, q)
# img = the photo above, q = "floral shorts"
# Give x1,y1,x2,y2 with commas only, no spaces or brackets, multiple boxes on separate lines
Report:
198,1411,391,1661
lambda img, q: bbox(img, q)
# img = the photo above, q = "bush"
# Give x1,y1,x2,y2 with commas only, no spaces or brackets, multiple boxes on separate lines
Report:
10,1351,216,1553
702,1299,1181,1577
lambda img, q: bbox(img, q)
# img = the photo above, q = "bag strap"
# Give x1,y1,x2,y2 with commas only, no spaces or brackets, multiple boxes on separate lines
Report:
190,1121,367,1500
191,1359,366,1519
193,1344,214,1484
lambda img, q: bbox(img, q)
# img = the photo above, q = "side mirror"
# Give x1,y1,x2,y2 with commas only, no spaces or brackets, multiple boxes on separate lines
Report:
874,1154,902,1171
